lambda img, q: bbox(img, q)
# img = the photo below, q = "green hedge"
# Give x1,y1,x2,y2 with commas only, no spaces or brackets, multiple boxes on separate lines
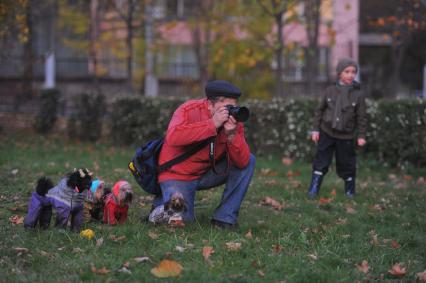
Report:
35,88,60,134
108,96,426,167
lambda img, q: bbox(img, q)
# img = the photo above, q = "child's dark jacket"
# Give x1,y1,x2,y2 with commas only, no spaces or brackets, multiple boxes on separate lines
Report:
313,82,367,139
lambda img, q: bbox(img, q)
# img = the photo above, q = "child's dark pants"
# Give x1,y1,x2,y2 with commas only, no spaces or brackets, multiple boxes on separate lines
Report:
312,131,356,179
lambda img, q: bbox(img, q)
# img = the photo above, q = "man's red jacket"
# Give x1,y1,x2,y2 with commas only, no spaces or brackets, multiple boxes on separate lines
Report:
158,98,251,182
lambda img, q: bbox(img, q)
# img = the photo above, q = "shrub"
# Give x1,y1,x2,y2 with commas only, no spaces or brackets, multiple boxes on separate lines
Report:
109,96,183,145
34,88,60,134
69,93,106,142
108,96,426,167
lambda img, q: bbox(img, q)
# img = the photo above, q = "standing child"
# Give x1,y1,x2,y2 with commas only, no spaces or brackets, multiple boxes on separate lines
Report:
308,58,367,198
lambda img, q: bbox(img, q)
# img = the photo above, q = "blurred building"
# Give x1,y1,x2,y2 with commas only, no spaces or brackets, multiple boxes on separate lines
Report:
0,0,360,111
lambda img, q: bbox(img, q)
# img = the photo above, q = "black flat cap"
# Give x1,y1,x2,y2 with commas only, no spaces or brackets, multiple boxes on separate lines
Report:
205,80,242,99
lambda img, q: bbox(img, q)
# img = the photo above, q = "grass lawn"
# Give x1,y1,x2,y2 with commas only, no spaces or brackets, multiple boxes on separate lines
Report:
0,133,425,282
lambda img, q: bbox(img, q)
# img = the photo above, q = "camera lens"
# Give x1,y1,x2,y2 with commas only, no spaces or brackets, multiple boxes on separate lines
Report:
226,105,250,122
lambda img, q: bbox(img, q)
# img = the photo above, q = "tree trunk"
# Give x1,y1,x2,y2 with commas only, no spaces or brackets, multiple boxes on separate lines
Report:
89,0,100,93
126,0,133,90
275,13,284,97
304,0,321,96
18,0,34,110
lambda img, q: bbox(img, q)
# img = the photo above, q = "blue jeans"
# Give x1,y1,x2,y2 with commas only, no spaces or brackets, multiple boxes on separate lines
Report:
155,154,256,225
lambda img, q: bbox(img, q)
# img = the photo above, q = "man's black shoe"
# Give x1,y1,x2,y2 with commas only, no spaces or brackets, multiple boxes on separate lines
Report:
211,219,238,230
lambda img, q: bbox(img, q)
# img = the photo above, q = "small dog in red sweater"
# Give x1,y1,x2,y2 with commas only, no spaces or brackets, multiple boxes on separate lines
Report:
103,180,133,225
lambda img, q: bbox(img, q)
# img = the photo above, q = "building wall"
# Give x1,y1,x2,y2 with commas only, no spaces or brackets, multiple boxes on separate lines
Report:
331,0,359,79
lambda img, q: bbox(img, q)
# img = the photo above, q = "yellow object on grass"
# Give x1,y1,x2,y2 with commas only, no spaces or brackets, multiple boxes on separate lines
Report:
80,229,95,240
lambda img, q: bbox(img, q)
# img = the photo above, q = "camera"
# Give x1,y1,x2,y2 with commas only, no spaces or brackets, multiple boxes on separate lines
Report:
225,105,250,122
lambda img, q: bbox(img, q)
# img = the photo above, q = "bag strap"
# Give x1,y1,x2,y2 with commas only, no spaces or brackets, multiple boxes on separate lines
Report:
157,136,215,173
209,139,229,175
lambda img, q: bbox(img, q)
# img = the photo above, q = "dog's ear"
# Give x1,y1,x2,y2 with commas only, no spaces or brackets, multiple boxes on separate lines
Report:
36,177,54,196
67,171,79,188
164,201,171,211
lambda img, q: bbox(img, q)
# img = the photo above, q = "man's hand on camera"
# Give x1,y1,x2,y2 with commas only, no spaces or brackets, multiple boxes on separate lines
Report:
224,115,237,140
212,106,230,128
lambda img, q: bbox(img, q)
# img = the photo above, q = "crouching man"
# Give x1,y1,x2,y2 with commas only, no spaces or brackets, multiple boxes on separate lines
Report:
150,80,255,229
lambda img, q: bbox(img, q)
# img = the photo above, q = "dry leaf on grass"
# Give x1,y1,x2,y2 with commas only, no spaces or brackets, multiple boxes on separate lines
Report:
13,247,29,253
416,270,426,281
356,260,370,273
151,259,183,278
260,196,283,211
391,240,401,249
273,244,282,254
134,256,150,263
91,266,110,275
346,206,357,214
308,253,318,260
109,235,126,242
118,266,131,274
245,230,253,239
96,237,104,247
388,263,406,278
148,231,159,239
175,246,185,252
202,246,214,262
281,157,293,166
258,270,265,277
319,197,332,204
260,168,278,176
9,215,24,225
72,247,84,253
225,242,242,251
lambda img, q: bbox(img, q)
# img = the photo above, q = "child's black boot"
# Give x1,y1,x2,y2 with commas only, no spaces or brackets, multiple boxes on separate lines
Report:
307,172,323,199
344,177,355,197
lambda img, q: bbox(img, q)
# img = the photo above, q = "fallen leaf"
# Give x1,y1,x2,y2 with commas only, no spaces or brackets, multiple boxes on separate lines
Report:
260,168,278,176
148,231,159,239
370,231,379,246
264,179,278,185
319,197,332,204
72,247,84,253
134,256,150,263
356,260,370,273
11,169,19,175
96,237,104,247
403,175,412,181
109,235,126,242
225,242,242,251
13,247,29,253
281,157,293,166
40,250,54,259
416,177,426,185
175,246,185,252
260,196,284,211
388,263,406,278
391,240,400,249
118,267,131,274
9,215,24,225
245,230,253,239
202,246,214,262
151,259,183,278
258,270,265,277
273,244,282,254
346,206,357,214
91,266,110,275
416,270,426,281
308,253,318,260
370,204,385,211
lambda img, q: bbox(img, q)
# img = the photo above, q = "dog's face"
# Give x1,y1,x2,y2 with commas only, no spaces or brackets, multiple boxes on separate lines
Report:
67,168,93,193
117,185,133,207
164,192,187,213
